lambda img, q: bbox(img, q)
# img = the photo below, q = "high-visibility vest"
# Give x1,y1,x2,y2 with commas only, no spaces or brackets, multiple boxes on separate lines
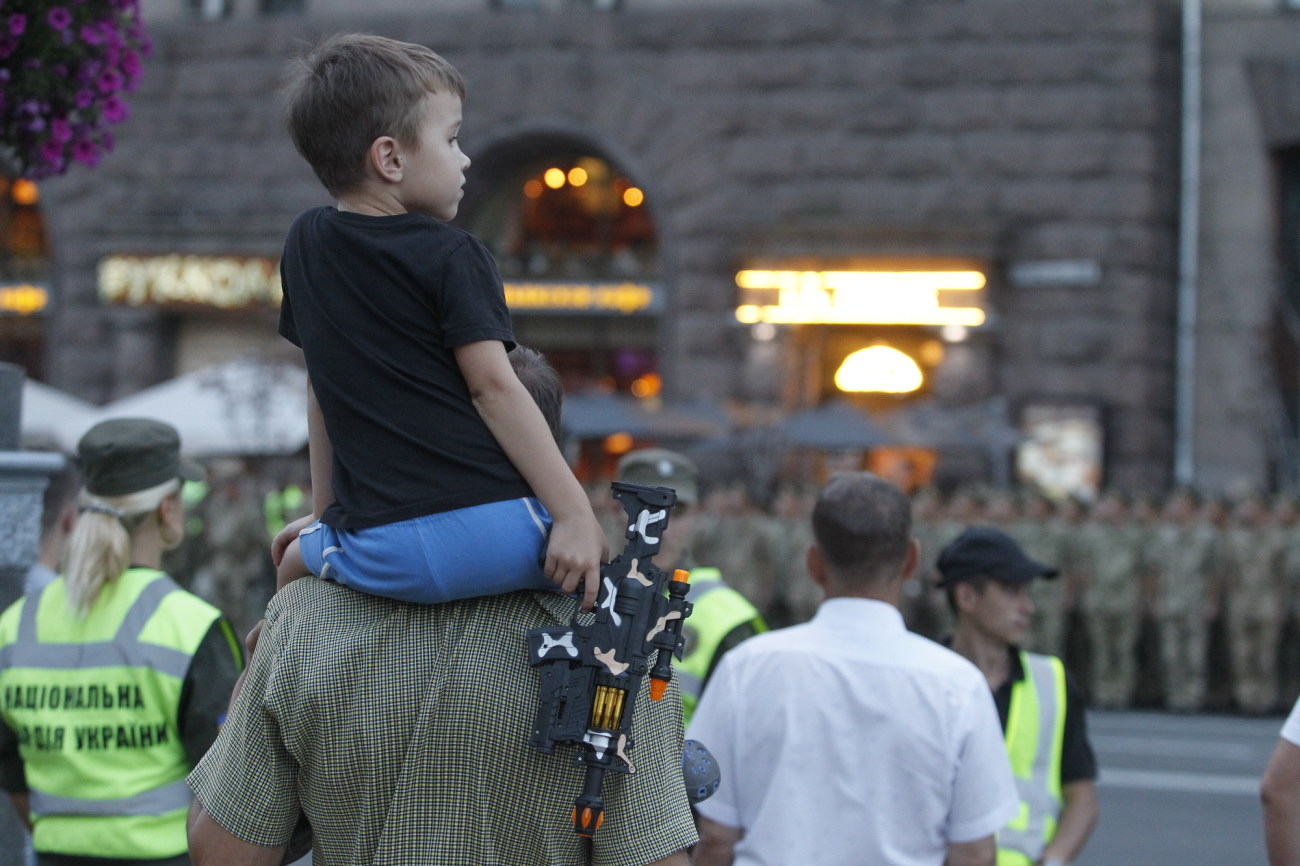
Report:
997,651,1067,866
676,568,766,725
0,568,223,860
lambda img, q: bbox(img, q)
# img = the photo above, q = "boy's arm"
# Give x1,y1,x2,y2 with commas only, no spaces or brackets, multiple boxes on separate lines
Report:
271,378,333,567
455,340,606,610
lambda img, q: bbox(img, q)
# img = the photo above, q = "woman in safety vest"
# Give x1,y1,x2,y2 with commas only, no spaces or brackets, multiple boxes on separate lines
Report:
0,417,244,866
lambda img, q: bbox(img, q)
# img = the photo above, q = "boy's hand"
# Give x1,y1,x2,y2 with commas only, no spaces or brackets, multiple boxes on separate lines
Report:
271,514,316,567
544,513,609,612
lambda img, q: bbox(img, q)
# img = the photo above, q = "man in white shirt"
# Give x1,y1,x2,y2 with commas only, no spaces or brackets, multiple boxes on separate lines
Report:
687,472,1018,866
1262,695,1300,864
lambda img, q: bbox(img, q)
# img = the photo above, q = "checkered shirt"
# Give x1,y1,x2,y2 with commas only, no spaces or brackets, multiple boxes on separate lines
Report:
189,578,698,865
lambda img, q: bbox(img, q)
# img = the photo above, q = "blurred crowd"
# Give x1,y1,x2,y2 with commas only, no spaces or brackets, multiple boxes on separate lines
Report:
162,460,1300,718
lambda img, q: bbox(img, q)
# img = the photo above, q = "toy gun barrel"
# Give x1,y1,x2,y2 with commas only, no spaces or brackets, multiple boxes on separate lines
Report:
649,569,692,700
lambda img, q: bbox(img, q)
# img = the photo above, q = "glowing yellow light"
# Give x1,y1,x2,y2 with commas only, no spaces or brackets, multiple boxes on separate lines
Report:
631,373,662,399
567,167,588,187
835,346,924,394
12,179,39,206
544,168,566,189
623,187,644,207
524,179,544,199
605,432,634,454
0,284,48,315
733,268,987,326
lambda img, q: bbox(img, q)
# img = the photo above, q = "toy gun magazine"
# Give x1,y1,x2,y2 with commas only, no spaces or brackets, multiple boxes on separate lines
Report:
527,481,693,837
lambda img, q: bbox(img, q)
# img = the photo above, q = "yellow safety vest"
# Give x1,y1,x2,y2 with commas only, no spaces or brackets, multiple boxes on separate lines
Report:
0,568,222,860
997,651,1067,866
676,568,766,725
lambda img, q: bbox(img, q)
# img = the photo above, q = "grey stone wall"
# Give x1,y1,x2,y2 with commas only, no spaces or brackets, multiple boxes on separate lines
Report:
36,0,1182,490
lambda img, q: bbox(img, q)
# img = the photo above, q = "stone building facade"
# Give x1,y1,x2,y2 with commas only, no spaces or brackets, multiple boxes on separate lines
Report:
17,0,1258,494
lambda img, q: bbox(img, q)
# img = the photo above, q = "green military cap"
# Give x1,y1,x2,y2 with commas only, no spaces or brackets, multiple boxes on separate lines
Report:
616,447,699,506
77,417,204,497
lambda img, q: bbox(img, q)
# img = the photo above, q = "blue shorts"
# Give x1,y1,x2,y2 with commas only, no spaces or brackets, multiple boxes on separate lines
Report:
297,497,555,604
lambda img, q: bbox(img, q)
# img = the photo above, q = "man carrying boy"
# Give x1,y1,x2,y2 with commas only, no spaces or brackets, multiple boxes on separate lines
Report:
938,526,1099,866
189,345,697,864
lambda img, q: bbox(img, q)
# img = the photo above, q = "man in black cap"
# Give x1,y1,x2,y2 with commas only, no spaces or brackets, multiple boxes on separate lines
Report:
939,526,1099,866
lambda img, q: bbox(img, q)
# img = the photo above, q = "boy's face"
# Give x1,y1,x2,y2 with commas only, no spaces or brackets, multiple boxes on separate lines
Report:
402,90,471,221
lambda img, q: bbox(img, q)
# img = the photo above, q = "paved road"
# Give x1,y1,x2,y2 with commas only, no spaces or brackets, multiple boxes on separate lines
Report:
1076,710,1282,865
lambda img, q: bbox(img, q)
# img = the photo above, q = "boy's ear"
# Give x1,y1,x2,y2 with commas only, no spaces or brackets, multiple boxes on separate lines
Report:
368,135,403,183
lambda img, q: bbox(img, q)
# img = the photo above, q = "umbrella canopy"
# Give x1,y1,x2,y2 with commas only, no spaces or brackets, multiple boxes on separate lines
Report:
98,358,308,457
562,393,727,441
20,379,101,452
778,400,893,450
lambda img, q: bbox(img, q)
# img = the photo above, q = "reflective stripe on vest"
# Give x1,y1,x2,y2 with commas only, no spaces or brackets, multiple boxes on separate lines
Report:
997,651,1067,866
677,568,765,724
29,777,192,818
3,575,193,678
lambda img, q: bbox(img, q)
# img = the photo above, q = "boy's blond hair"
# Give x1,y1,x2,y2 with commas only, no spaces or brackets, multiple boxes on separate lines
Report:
282,33,467,197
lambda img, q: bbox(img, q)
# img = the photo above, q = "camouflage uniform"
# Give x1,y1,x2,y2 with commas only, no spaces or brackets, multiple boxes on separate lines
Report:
1079,493,1145,709
766,487,819,628
1149,492,1216,712
1224,497,1285,713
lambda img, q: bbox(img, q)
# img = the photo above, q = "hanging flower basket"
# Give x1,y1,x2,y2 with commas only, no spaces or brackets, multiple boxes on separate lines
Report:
0,0,151,179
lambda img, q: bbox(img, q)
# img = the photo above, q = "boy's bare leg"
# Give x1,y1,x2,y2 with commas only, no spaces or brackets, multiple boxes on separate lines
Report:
276,536,310,591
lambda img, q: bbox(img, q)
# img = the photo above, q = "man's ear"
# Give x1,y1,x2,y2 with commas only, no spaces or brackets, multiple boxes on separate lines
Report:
954,581,977,614
900,537,920,583
368,135,403,183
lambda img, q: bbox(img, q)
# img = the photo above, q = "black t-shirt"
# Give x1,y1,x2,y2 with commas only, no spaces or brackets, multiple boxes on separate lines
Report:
992,647,1098,786
279,207,531,529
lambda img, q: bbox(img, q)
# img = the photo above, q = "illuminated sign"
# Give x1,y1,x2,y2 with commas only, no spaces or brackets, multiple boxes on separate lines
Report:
0,284,48,315
734,266,986,326
98,255,282,309
505,281,661,316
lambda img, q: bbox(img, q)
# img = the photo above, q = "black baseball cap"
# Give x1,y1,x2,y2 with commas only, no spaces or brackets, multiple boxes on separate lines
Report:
935,526,1059,588
77,417,204,497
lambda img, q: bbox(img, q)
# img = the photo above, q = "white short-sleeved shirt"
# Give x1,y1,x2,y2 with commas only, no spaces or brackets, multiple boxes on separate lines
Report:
1282,696,1300,746
688,597,1018,866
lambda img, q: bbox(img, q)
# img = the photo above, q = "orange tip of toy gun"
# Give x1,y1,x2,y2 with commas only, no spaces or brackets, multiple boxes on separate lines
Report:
650,677,668,701
673,569,690,584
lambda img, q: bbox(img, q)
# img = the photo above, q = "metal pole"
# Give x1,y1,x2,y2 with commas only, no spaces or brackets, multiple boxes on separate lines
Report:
1174,0,1202,488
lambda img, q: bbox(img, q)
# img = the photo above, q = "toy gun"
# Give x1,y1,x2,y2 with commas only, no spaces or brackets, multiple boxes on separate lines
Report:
527,481,693,837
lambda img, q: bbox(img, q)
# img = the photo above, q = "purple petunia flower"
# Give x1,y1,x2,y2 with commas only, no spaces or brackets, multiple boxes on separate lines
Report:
49,117,72,143
101,95,127,123
39,139,65,165
71,138,101,167
79,23,101,45
47,7,71,30
74,88,94,109
95,68,121,95
8,13,24,36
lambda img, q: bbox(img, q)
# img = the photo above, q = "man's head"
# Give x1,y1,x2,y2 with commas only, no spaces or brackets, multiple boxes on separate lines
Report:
282,33,467,198
616,448,699,563
508,345,563,447
937,526,1058,646
808,472,916,598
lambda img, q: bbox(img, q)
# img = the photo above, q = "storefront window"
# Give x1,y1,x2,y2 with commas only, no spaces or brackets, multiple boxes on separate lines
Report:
470,154,657,283
0,175,49,374
461,145,661,397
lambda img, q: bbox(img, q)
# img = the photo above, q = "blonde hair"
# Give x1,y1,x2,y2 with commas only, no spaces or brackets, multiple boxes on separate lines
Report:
62,478,180,617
